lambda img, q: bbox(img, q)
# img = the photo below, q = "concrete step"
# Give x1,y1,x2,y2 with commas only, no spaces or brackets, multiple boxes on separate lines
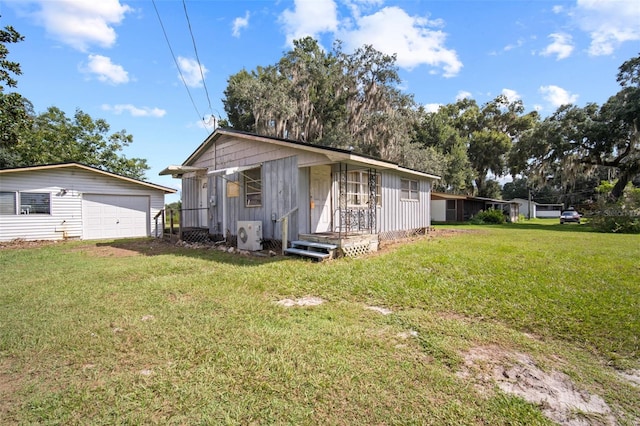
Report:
284,247,331,260
290,240,338,251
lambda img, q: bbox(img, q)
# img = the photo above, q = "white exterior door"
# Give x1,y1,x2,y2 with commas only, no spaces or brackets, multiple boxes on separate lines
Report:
82,194,149,239
310,165,332,233
199,178,208,228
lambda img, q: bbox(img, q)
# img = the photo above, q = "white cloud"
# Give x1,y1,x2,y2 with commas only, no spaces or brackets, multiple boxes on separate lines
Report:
177,56,208,88
102,104,166,118
340,6,462,77
574,0,640,56
501,88,521,103
552,5,564,14
539,85,578,107
83,54,129,84
540,33,574,60
32,0,132,51
423,103,441,113
456,90,472,101
232,11,250,38
503,38,524,52
278,1,461,77
279,0,339,46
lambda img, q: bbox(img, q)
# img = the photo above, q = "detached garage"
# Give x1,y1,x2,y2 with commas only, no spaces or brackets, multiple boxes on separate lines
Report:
0,163,176,242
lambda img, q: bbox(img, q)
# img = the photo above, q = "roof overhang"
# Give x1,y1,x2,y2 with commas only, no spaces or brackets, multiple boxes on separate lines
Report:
159,165,207,178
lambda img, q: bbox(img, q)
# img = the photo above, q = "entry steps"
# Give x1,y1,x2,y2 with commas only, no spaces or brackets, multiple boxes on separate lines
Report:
284,240,338,261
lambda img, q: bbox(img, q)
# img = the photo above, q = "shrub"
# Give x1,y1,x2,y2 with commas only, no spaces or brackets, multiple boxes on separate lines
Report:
470,208,506,224
590,182,640,233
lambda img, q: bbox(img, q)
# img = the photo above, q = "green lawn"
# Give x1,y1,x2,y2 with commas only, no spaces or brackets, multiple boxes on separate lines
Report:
1,222,638,425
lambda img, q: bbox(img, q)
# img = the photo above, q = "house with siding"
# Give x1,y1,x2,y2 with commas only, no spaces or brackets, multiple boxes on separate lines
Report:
431,192,520,223
0,163,176,242
510,198,563,219
160,128,440,258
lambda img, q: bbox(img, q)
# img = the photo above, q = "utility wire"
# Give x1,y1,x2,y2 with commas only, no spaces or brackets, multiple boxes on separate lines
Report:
151,0,206,128
182,0,213,113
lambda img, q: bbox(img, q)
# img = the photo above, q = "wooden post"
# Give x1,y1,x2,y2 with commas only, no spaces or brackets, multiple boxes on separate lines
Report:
281,216,288,255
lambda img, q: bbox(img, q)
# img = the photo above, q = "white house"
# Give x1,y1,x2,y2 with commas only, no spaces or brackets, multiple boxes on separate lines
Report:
510,198,563,219
161,128,440,257
0,163,176,241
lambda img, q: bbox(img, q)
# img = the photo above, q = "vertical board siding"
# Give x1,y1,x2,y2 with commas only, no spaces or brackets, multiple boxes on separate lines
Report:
247,156,298,240
378,171,431,232
0,168,168,241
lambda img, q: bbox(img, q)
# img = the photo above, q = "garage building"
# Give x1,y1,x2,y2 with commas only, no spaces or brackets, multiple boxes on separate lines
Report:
0,163,176,241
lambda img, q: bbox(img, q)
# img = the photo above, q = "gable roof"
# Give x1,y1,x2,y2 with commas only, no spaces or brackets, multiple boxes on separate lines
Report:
174,128,440,180
0,163,177,193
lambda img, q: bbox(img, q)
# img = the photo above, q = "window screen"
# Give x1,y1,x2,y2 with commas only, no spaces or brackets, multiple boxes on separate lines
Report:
20,193,50,214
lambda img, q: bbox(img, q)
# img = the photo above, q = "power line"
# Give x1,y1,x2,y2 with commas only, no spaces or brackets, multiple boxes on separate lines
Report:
151,0,206,129
182,0,213,113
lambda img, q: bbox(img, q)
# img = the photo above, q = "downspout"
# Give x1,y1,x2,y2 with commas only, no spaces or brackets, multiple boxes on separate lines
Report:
222,175,227,239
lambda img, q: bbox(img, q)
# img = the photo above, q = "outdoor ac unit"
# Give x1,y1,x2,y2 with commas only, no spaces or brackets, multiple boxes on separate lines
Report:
237,221,263,251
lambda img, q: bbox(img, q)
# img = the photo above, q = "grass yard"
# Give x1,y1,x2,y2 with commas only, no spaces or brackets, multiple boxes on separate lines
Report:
1,221,638,425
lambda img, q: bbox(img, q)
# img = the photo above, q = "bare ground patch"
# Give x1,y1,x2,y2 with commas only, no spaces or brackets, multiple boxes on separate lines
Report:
458,346,616,425
0,357,25,423
276,296,324,307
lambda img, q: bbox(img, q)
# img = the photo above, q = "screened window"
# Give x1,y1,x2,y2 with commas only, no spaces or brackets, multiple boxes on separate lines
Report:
400,179,419,200
346,170,381,207
20,192,50,214
446,200,456,209
0,192,16,215
244,167,262,207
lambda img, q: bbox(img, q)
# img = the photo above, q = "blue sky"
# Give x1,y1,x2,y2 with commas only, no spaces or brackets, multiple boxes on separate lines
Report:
1,0,639,202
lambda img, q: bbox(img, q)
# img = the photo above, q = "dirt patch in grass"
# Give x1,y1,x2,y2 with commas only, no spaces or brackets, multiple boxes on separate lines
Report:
0,239,61,250
72,239,179,257
458,346,616,425
618,369,640,387
276,296,324,307
0,357,24,422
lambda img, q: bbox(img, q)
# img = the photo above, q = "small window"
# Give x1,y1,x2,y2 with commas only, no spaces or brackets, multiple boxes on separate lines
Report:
400,179,419,200
19,192,50,214
446,200,456,210
244,167,262,207
346,170,381,207
0,192,16,215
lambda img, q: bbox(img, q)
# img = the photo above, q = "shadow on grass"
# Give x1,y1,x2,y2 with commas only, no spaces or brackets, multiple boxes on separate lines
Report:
94,238,286,266
506,221,595,233
433,220,595,233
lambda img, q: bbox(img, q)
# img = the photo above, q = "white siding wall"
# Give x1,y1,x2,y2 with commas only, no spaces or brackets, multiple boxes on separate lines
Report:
378,171,432,232
431,200,446,222
0,168,167,241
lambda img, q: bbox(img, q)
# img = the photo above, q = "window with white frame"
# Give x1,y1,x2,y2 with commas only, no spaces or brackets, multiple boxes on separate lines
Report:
244,167,262,207
400,179,419,200
0,191,51,214
346,170,381,207
0,192,16,215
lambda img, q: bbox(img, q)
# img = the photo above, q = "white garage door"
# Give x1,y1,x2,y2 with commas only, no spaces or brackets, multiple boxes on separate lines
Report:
82,194,150,240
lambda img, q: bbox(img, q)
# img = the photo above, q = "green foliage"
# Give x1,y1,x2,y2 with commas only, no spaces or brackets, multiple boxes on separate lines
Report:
590,182,640,233
9,107,149,179
512,53,640,202
0,24,33,167
470,208,506,224
502,178,529,199
223,37,425,170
